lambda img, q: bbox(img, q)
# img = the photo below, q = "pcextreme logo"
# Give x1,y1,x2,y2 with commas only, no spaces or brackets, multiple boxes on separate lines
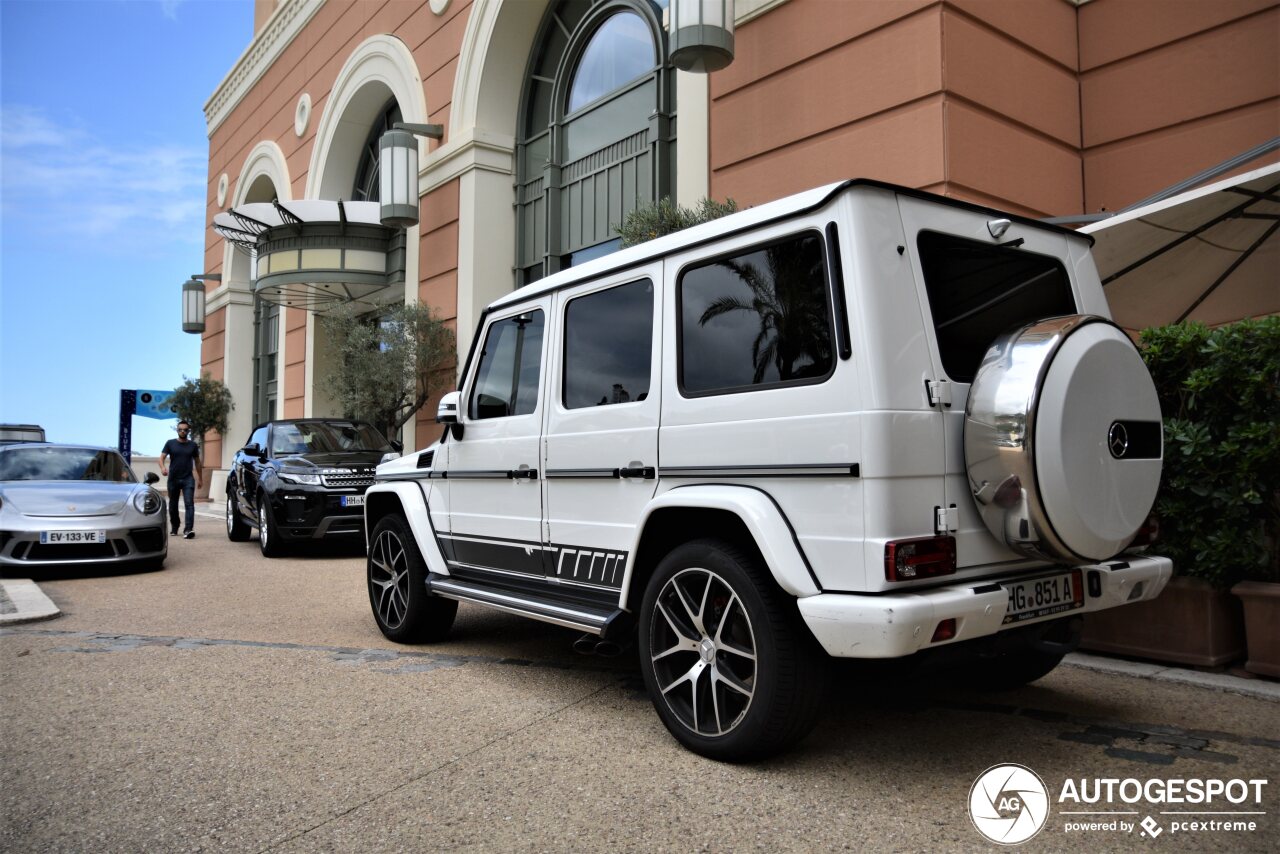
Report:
968,765,1270,845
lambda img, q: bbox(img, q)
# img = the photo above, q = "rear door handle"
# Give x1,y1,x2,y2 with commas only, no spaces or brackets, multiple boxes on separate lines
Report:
616,466,655,480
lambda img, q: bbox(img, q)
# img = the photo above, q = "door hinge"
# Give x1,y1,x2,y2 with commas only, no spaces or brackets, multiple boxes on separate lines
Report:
926,379,953,408
935,504,958,535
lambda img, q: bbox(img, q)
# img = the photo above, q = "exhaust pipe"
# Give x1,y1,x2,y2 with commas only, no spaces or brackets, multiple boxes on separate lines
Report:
573,633,599,655
572,634,633,657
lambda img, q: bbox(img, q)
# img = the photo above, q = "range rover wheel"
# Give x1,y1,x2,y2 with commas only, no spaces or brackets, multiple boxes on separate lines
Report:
226,491,251,542
368,514,457,643
258,497,286,558
638,539,825,761
965,315,1163,563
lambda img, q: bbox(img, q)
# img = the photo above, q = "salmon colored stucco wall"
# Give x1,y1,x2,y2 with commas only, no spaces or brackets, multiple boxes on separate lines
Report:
1078,0,1280,213
710,0,1278,218
202,0,472,428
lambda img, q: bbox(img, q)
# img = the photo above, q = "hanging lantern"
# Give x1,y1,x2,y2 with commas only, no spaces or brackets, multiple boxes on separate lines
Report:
669,0,735,73
378,127,420,228
182,278,207,334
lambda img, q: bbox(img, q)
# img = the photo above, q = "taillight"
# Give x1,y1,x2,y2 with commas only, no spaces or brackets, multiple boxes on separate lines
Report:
884,535,957,581
1129,514,1160,549
931,618,957,643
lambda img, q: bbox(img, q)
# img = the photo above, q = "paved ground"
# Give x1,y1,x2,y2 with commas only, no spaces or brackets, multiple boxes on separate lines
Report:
2,509,1277,852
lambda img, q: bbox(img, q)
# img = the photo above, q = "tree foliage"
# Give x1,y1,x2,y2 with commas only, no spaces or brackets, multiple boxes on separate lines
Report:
616,196,738,247
321,302,456,439
169,373,234,452
1140,316,1280,587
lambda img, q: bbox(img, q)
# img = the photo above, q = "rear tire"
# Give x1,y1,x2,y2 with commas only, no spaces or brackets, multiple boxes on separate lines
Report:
368,514,457,643
226,490,251,542
638,538,826,761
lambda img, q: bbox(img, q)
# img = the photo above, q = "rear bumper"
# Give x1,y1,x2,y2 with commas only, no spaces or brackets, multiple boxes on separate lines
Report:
797,554,1172,659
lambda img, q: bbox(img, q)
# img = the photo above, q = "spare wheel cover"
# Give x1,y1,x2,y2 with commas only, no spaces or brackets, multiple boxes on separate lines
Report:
964,315,1162,563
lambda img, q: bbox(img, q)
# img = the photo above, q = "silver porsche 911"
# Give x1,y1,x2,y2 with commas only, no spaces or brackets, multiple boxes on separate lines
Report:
0,444,168,571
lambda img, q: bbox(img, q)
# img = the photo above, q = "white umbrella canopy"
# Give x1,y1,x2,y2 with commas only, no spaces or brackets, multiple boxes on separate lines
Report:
1083,162,1280,332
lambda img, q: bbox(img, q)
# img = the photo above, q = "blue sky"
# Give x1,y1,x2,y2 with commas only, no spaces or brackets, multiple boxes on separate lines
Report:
1,0,253,454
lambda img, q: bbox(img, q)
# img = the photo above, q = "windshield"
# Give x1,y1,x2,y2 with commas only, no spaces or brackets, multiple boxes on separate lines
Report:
270,421,392,455
0,447,137,482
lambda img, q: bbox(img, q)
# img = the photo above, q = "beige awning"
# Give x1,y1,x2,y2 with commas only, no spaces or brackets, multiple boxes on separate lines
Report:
1083,162,1280,331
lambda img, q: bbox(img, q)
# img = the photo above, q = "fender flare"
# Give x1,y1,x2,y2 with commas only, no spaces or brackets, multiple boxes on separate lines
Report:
618,484,821,610
364,480,449,577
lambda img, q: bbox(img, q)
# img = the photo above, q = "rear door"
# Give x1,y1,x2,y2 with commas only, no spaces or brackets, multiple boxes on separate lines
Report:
543,267,661,599
896,198,1079,568
441,298,551,581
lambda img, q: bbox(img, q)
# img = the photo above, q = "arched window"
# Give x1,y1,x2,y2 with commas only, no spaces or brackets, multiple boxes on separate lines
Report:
516,0,674,285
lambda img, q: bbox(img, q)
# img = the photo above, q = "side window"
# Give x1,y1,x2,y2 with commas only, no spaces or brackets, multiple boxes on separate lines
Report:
250,427,268,450
679,231,834,396
917,231,1076,383
469,310,546,419
563,279,653,408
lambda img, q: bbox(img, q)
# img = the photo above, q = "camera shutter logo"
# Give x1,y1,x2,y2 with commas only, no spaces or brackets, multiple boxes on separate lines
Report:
969,764,1050,845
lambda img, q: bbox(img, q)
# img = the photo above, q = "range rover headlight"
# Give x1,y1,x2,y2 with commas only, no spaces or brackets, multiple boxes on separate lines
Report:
278,469,321,485
133,490,163,515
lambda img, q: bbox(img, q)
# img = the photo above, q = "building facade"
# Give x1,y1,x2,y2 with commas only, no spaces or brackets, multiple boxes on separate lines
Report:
199,0,1280,492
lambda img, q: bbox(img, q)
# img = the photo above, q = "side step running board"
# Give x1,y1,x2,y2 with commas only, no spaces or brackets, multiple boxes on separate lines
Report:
426,573,630,639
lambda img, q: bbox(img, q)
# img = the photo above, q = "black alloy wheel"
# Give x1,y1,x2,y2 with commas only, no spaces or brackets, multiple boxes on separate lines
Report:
367,514,457,643
639,538,826,761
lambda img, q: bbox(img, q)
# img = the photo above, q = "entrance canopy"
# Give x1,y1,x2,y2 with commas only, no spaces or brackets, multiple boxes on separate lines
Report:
1083,162,1280,331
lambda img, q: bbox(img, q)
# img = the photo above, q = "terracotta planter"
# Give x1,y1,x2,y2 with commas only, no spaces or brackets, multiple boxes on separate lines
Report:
1232,581,1280,678
1080,576,1245,667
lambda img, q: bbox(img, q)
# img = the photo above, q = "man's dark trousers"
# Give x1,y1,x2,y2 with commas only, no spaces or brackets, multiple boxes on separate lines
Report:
168,475,196,534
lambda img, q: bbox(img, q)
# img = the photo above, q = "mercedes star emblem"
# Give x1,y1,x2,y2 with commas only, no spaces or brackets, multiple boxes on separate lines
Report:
1108,422,1129,459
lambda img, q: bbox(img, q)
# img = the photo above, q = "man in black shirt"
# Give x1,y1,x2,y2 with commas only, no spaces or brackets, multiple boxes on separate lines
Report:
160,421,203,539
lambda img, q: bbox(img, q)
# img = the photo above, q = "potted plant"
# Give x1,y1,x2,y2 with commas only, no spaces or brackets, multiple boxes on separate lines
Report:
1082,317,1279,668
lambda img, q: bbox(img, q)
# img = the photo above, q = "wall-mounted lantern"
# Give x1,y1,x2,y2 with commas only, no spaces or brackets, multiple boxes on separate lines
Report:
669,0,736,73
378,122,444,229
182,274,219,334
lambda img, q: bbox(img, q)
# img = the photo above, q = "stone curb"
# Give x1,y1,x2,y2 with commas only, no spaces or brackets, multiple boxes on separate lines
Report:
0,578,61,625
1064,651,1280,703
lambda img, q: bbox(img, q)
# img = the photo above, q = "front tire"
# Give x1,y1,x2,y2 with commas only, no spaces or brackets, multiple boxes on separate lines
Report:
227,490,251,542
638,539,826,761
368,514,457,643
258,496,287,557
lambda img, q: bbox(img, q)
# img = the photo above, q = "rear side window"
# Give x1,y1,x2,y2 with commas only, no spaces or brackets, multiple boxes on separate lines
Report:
470,310,545,419
918,231,1076,382
679,232,834,395
563,279,653,408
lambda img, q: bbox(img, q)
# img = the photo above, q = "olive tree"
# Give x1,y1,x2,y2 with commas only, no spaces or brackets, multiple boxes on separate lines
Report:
321,302,456,440
169,373,234,453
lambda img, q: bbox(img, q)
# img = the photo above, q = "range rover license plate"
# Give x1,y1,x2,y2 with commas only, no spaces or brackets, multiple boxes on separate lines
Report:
40,530,107,544
340,495,364,507
1002,569,1083,624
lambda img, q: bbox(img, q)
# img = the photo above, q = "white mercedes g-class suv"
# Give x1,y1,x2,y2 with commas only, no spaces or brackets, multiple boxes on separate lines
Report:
364,179,1171,760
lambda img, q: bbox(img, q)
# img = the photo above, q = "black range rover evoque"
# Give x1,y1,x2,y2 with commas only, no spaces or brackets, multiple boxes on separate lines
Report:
226,419,400,556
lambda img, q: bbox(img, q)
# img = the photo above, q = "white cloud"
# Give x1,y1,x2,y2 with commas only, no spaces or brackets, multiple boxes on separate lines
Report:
160,0,187,21
0,104,207,254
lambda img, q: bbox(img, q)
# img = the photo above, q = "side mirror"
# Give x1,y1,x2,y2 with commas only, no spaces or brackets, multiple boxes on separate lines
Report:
243,443,263,458
144,472,160,485
390,439,403,453
436,391,465,441
436,391,461,424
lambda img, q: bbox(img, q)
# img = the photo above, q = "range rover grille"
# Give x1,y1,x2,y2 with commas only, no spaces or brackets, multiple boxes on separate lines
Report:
321,472,375,489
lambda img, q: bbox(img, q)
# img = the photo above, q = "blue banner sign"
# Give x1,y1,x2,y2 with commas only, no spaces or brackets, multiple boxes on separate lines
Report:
135,389,179,420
